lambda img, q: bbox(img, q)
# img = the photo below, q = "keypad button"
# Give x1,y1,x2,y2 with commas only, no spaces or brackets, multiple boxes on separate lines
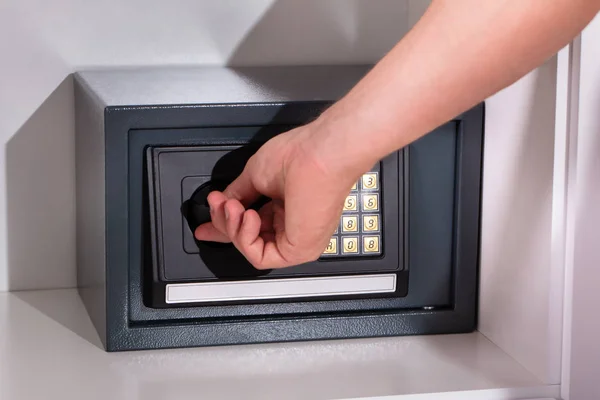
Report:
362,173,378,190
322,237,338,255
343,195,358,211
362,194,379,211
342,237,359,254
351,182,358,191
341,215,358,232
363,236,380,253
362,215,379,232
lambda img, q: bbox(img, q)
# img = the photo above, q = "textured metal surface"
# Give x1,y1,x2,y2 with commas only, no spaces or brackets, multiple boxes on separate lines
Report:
75,65,372,107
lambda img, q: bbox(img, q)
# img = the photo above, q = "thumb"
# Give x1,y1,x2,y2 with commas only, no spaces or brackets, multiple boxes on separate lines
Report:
223,168,261,207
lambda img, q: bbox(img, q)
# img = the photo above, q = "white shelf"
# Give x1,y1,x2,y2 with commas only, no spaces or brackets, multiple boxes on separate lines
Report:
0,289,558,400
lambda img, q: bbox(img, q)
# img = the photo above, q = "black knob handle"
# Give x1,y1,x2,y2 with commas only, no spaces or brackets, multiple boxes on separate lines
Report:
186,181,214,227
182,180,228,231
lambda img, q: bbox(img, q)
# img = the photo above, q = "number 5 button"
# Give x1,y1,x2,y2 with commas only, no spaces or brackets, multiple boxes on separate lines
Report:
362,194,379,211
343,195,357,211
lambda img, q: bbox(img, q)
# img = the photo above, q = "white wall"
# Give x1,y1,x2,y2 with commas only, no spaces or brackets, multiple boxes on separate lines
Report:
561,15,600,400
477,57,560,385
0,0,564,388
0,0,412,291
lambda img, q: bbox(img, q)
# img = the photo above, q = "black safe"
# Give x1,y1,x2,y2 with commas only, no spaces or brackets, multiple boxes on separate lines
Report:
74,65,484,352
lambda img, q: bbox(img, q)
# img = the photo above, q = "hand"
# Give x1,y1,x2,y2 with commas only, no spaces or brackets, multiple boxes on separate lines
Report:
194,122,363,269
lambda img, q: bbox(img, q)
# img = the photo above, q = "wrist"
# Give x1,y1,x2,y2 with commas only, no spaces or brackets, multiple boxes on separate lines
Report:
306,102,385,179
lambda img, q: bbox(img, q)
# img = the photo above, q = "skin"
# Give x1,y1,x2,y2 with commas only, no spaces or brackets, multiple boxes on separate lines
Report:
195,0,600,270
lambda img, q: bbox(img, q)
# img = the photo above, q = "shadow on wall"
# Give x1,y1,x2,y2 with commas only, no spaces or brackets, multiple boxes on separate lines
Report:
2,0,413,292
5,76,76,291
225,0,408,66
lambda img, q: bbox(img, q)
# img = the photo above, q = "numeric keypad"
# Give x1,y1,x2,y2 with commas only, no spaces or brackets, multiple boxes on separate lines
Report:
321,164,383,258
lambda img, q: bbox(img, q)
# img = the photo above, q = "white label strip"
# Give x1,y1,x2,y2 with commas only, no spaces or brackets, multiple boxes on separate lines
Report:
165,274,397,304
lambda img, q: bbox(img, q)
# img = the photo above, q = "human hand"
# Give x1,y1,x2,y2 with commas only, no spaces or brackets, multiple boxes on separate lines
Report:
194,121,369,269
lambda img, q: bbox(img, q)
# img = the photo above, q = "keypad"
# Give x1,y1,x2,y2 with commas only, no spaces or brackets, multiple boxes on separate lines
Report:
321,164,383,258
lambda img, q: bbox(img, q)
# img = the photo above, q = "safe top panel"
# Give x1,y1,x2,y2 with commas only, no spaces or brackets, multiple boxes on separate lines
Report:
75,65,372,108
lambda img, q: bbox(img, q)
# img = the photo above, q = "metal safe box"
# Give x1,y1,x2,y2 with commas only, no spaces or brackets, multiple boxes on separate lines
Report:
74,65,484,352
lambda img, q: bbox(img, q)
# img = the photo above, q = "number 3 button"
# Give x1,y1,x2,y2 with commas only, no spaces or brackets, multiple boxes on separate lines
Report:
362,173,378,190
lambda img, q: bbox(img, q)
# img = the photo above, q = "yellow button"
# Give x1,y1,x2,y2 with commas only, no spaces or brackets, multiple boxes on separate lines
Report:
363,236,380,253
342,237,359,254
362,194,379,211
362,173,378,190
343,195,358,211
363,215,379,232
351,182,358,191
322,237,338,255
342,215,358,232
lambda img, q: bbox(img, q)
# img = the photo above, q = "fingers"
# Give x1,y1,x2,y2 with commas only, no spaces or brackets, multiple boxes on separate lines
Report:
205,199,290,270
224,199,246,239
194,222,231,243
203,190,229,237
257,202,275,233
231,209,290,270
200,168,261,240
195,167,292,269
223,169,261,207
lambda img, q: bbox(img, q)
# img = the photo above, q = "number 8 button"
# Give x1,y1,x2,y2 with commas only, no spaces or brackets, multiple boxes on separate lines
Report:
342,215,358,232
363,236,380,253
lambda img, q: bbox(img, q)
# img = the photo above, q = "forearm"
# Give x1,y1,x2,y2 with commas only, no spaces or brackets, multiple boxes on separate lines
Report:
312,0,600,175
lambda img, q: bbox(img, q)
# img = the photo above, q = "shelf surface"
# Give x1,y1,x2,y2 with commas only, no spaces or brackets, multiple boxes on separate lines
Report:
0,290,558,400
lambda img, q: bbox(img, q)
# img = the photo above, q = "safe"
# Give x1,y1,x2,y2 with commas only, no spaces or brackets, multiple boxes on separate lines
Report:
74,65,484,351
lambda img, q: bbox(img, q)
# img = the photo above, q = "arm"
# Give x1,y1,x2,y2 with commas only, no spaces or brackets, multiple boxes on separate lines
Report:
313,0,600,175
196,0,600,269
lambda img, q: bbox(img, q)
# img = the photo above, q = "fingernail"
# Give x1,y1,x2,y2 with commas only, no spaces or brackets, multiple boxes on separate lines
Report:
225,208,229,220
